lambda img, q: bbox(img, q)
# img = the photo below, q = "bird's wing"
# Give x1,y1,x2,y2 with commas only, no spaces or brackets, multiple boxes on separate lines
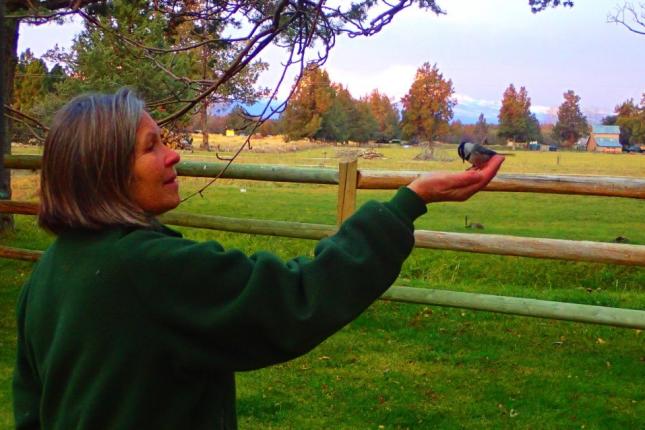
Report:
475,144,497,156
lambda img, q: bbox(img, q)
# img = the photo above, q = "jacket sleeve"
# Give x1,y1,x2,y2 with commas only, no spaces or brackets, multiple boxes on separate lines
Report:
119,187,427,372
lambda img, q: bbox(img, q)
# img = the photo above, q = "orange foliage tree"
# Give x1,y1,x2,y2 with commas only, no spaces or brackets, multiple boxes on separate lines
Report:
400,62,455,143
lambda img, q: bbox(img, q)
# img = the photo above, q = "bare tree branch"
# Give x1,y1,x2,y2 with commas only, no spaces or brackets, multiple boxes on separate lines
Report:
4,104,50,132
180,37,306,202
608,2,645,35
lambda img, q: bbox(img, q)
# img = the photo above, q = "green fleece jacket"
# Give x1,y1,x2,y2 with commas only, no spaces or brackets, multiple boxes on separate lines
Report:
14,187,427,430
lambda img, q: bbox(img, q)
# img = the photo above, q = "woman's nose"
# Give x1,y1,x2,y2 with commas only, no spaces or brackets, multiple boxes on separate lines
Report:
165,146,181,167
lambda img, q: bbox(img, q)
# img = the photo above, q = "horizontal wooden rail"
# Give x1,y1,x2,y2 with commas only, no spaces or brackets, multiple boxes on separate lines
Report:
358,170,645,199
0,246,42,262
382,286,645,330
1,201,644,266
5,154,645,198
414,230,645,266
3,155,339,185
1,243,642,329
0,200,38,215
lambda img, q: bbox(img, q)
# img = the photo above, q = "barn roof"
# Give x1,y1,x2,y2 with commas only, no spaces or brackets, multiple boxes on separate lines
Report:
592,125,620,135
594,137,622,148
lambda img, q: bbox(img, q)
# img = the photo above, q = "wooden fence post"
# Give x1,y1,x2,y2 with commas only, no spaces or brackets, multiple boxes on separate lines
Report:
337,159,358,225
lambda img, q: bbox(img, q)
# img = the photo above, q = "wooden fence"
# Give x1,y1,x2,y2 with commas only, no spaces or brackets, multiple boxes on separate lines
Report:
2,154,645,329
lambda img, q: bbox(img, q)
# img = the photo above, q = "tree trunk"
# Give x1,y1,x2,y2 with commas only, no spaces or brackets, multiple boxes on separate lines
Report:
0,11,20,234
199,44,210,151
200,100,209,151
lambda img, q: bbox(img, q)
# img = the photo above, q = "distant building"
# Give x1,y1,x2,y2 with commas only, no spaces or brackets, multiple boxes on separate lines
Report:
225,129,235,137
586,125,622,153
574,136,588,151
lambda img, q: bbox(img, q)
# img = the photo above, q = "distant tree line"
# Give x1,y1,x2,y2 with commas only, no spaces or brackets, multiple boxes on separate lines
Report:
13,45,645,151
190,66,644,151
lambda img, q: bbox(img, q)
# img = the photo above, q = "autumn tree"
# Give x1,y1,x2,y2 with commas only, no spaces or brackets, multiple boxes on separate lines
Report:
400,62,456,142
552,90,589,147
365,89,399,142
316,84,352,143
281,66,334,141
473,113,489,144
498,84,541,143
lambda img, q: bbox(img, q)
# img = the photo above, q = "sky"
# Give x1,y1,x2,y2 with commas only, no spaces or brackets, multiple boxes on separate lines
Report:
17,0,645,123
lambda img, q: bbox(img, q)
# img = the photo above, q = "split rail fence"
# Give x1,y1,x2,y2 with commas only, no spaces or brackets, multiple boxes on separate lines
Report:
2,154,645,329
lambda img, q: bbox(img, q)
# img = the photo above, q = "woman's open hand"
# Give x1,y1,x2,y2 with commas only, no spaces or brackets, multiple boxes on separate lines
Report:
407,155,505,204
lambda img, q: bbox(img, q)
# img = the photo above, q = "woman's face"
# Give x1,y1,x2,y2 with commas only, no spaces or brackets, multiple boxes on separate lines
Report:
130,111,181,215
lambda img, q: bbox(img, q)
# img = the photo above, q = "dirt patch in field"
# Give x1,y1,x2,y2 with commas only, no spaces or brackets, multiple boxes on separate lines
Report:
335,148,385,160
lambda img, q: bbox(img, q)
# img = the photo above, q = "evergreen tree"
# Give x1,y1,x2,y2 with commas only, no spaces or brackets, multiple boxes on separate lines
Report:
527,112,543,143
615,96,645,146
49,0,264,124
473,113,489,144
316,85,377,144
44,64,66,93
400,62,455,142
348,98,378,144
11,50,67,142
225,106,254,135
12,49,48,112
281,66,334,141
498,84,537,143
552,90,589,147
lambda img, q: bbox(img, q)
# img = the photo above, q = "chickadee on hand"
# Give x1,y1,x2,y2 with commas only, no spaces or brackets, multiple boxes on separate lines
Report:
457,141,498,169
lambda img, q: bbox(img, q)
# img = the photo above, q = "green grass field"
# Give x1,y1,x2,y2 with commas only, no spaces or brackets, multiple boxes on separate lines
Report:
1,143,644,429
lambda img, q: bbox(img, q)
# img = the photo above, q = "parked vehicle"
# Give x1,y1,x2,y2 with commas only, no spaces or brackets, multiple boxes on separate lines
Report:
624,144,643,153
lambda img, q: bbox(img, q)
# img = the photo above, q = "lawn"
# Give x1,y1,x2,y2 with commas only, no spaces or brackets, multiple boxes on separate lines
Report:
1,142,644,429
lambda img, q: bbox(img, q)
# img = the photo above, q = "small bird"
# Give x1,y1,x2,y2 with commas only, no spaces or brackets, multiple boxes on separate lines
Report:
457,141,498,168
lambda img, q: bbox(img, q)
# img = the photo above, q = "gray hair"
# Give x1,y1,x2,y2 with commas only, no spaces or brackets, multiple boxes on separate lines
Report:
39,88,152,234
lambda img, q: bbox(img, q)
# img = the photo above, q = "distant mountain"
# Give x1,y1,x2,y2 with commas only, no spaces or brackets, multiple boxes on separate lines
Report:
452,98,610,125
452,102,500,124
208,100,284,119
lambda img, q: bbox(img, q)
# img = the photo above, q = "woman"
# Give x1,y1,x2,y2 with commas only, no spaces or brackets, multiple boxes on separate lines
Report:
14,88,503,429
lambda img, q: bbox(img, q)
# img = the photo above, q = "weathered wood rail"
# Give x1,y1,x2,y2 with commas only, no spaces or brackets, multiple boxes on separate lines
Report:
2,154,645,329
383,287,645,330
5,154,645,199
358,170,645,199
2,201,644,267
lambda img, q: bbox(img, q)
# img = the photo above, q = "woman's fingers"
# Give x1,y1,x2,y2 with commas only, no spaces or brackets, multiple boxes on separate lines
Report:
407,155,505,203
457,156,505,200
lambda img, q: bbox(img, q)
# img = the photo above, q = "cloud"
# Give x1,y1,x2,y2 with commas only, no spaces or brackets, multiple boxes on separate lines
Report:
326,64,418,100
531,104,556,115
454,93,500,109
